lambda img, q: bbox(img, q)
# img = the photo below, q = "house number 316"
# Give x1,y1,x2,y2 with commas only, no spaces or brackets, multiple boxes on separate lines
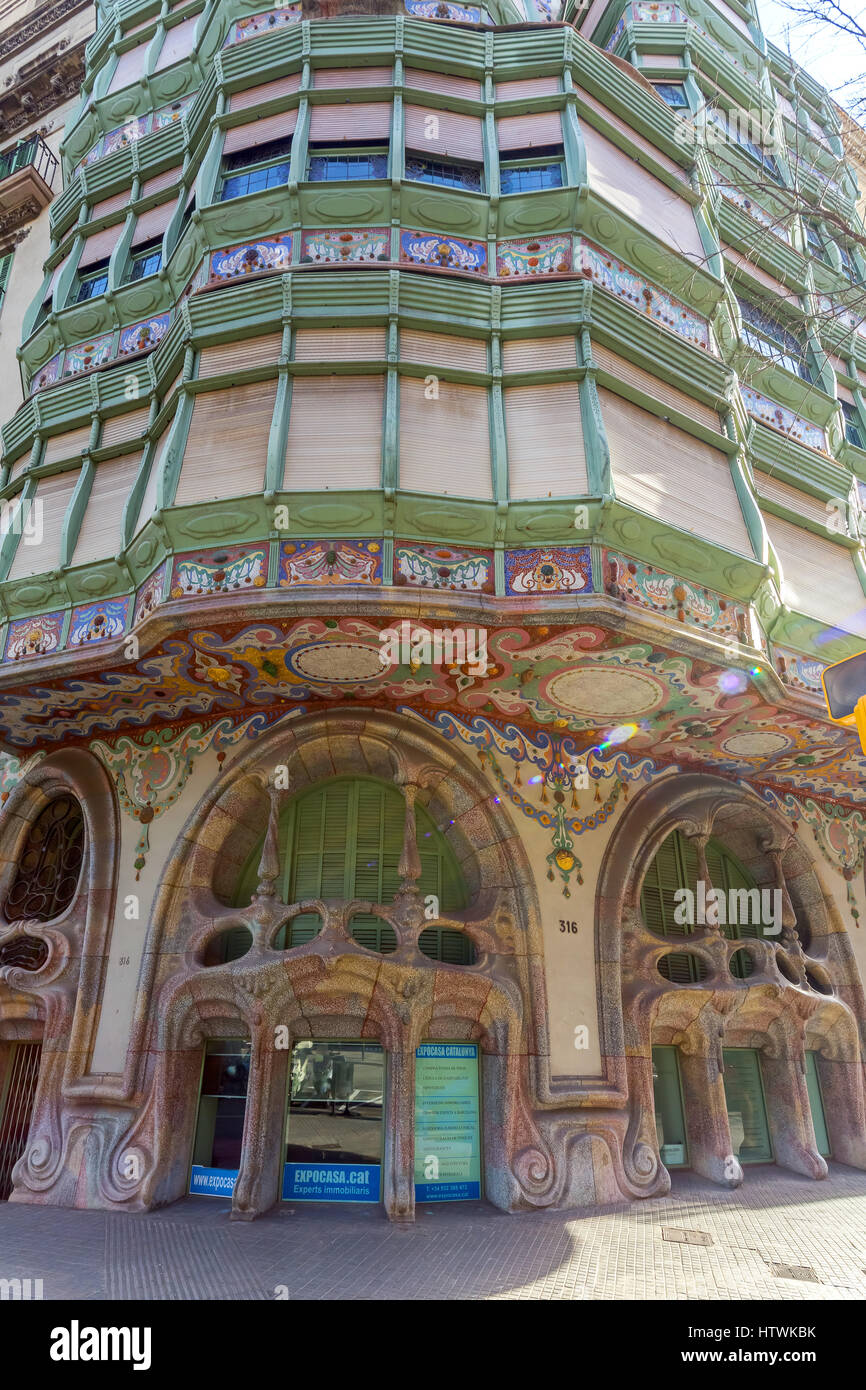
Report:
559,920,578,934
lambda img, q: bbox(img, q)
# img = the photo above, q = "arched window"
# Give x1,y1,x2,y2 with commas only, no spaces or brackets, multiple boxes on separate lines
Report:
4,796,85,923
230,777,472,961
640,830,760,982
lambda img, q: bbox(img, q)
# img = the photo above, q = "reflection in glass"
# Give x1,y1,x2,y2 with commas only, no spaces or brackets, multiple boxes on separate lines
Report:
286,1040,384,1165
192,1039,250,1171
722,1048,773,1164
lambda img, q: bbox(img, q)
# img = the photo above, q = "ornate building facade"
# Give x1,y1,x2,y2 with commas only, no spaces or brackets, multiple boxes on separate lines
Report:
1,0,866,1220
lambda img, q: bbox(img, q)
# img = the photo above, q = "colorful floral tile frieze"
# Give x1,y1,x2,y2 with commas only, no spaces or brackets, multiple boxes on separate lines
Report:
505,547,592,596
119,313,171,357
394,541,493,592
63,334,113,378
712,172,789,241
576,238,711,350
209,236,293,284
496,236,572,279
152,96,196,130
740,386,827,452
400,230,487,274
171,544,269,599
604,550,752,642
404,0,486,21
76,98,197,171
606,1,682,46
223,5,302,45
29,352,61,396
68,597,131,647
279,539,382,587
3,610,64,662
134,562,168,626
300,228,390,264
773,646,826,696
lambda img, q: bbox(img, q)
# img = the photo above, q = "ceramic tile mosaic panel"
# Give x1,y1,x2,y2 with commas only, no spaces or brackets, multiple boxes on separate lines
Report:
209,236,293,283
773,646,827,696
119,313,171,356
713,173,788,240
300,228,390,264
394,541,494,592
63,335,113,377
3,610,65,662
604,550,750,641
68,597,131,647
279,539,382,586
152,95,197,129
404,0,485,19
505,547,592,595
400,230,487,273
496,236,572,278
576,238,711,349
224,5,302,44
171,545,269,598
29,352,62,395
134,562,168,626
740,386,827,452
103,116,150,157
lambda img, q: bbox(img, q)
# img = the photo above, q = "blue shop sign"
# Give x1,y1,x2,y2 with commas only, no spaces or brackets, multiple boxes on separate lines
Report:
190,1165,239,1196
282,1161,381,1202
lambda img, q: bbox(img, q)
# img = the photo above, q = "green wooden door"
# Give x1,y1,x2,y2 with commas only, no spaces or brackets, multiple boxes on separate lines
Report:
231,777,471,960
722,1048,773,1164
652,1045,688,1167
805,1051,830,1157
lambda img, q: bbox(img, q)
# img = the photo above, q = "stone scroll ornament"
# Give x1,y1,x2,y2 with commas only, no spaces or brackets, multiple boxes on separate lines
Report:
760,788,866,925
90,714,287,879
408,710,658,896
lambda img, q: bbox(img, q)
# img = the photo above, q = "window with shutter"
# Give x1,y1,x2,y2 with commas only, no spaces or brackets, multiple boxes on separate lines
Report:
231,778,470,960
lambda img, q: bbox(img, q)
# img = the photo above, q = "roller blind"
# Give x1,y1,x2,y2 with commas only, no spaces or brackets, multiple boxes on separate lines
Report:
838,381,856,405
399,378,491,498
763,511,866,635
131,200,174,245
223,111,297,154
581,122,704,260
229,74,302,111
293,328,387,360
100,407,150,450
404,105,483,162
400,329,487,371
502,337,576,372
139,165,182,198
175,381,277,505
592,343,723,432
78,223,123,266
315,67,392,87
754,471,830,527
284,376,383,488
506,383,586,499
48,255,70,297
133,431,169,531
106,41,150,94
497,112,563,149
404,68,481,98
42,424,91,467
197,333,282,377
600,387,752,555
70,451,144,567
7,469,80,579
90,187,132,220
308,102,392,142
496,76,559,100
153,14,198,71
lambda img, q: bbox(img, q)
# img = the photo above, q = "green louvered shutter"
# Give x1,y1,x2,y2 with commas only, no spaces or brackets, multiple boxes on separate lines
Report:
805,1051,830,1156
643,832,760,984
0,252,13,308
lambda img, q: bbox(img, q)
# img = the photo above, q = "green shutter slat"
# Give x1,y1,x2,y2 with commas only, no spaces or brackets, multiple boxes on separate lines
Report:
0,252,13,301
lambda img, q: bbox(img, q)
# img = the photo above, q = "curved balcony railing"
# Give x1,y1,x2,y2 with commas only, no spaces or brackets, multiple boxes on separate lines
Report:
0,136,59,191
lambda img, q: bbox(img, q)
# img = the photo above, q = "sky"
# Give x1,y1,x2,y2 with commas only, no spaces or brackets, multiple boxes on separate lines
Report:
756,0,866,110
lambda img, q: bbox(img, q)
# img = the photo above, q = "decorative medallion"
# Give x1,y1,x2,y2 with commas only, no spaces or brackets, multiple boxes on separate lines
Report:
287,641,386,684
543,666,665,718
68,597,131,647
505,547,591,595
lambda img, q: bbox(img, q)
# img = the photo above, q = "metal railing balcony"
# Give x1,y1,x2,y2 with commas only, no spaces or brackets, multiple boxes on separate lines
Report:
0,136,58,190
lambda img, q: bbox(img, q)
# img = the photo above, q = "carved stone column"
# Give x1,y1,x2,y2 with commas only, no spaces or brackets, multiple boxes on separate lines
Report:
760,1035,827,1179
231,1022,288,1221
382,1044,415,1222
811,1053,866,1169
679,1028,742,1186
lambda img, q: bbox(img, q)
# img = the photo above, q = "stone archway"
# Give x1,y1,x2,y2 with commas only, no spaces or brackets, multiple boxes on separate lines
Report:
120,708,556,1220
596,771,866,1194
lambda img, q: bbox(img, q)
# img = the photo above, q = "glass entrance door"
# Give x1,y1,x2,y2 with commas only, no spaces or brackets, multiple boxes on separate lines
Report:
283,1041,384,1202
652,1045,688,1168
722,1048,773,1164
805,1051,830,1157
189,1039,250,1196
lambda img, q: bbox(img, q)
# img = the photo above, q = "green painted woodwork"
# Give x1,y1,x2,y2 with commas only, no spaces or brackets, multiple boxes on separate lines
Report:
722,1048,773,1164
804,1050,830,1158
652,1045,688,1168
231,776,471,961
641,829,763,983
